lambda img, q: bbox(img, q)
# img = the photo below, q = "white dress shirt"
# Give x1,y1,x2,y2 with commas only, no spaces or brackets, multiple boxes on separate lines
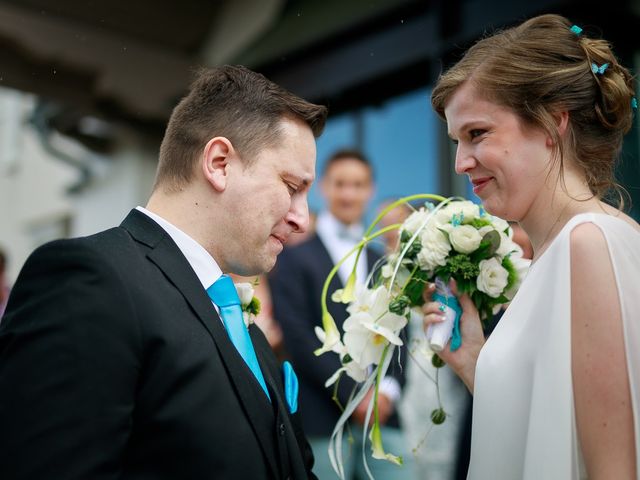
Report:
315,211,368,288
136,207,223,315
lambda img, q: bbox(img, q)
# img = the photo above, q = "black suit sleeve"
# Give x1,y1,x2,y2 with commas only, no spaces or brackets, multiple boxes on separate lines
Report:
0,239,141,479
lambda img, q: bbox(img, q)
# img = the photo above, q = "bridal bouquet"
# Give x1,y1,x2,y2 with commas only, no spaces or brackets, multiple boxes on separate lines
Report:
313,195,530,478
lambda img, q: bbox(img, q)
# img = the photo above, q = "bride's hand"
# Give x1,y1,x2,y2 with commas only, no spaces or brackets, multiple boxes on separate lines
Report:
422,280,485,393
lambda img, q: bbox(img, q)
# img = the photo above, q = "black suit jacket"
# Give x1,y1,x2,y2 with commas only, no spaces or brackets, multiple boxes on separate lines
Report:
269,234,405,437
0,209,315,480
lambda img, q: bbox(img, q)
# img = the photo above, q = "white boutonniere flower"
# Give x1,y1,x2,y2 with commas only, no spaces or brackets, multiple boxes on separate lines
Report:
234,282,261,327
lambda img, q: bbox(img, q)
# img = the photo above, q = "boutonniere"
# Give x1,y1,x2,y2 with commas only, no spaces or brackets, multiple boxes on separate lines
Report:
234,280,261,327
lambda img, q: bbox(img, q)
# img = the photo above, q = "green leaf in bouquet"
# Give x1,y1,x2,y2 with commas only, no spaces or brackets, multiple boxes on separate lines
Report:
446,254,480,281
493,294,510,304
455,277,475,295
502,256,518,291
472,230,501,261
471,291,495,324
341,353,353,364
389,295,411,315
400,230,412,243
433,265,451,281
471,217,493,229
403,269,431,306
403,240,422,260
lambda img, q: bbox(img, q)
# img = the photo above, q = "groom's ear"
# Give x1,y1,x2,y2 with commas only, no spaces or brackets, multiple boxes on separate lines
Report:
202,137,234,192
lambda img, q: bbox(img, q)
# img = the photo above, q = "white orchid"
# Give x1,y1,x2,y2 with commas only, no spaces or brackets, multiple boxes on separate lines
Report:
342,286,407,369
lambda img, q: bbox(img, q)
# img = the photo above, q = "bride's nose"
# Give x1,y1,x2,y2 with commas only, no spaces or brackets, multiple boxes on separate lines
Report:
455,144,477,175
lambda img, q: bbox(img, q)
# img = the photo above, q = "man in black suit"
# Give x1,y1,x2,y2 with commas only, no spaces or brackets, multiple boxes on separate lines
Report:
270,150,412,479
0,65,327,480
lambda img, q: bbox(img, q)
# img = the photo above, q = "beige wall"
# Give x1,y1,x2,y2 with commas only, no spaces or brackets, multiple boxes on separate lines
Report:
0,87,157,284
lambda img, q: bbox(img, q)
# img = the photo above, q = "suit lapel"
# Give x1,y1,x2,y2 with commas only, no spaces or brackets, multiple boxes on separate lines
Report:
121,210,279,478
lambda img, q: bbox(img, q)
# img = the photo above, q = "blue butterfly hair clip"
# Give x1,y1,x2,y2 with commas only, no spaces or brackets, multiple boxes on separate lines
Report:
570,25,583,36
591,62,609,75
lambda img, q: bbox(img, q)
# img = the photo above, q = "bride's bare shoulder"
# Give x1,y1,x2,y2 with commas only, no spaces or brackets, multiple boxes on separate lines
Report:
598,202,640,233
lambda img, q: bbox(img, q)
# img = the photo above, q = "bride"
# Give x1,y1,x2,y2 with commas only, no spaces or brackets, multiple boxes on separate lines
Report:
423,14,639,479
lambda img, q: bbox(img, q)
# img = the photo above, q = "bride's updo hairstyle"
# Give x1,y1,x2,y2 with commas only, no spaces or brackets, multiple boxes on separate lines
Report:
431,14,636,201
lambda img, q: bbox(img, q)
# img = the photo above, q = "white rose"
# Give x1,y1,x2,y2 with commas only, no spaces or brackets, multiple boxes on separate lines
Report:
416,224,451,272
440,201,480,224
434,207,453,225
496,232,518,258
402,209,431,236
449,225,482,254
476,257,509,298
491,216,510,235
234,282,255,306
439,222,454,234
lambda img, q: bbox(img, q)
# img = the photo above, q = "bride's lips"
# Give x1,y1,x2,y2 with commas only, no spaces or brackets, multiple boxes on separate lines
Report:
471,177,493,195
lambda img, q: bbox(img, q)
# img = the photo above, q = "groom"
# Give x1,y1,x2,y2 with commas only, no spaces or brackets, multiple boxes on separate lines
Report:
0,66,327,479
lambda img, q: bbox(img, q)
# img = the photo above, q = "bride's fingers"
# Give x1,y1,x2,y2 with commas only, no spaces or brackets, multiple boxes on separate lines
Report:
423,312,446,328
449,279,478,314
422,282,436,301
422,300,446,316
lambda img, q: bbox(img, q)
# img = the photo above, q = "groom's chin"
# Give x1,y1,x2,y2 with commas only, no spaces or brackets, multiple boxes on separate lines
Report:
263,255,278,273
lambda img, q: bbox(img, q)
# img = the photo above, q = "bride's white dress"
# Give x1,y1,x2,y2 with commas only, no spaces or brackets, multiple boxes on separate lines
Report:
468,213,640,479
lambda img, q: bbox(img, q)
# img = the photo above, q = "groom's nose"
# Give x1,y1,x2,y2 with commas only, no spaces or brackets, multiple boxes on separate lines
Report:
285,196,309,234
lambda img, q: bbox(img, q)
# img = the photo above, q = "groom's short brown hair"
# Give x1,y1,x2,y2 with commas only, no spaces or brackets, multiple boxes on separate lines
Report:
155,65,328,191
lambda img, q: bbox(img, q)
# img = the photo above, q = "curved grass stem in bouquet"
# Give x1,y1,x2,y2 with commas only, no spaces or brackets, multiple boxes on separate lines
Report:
313,194,530,477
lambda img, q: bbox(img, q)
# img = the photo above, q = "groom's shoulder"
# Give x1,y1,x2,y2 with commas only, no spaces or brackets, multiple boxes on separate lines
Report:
27,223,140,270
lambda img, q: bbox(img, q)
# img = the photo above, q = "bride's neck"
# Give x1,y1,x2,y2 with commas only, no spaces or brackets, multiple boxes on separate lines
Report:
524,178,597,261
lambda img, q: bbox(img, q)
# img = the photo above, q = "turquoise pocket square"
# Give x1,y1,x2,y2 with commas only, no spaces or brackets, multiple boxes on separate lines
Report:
283,361,299,414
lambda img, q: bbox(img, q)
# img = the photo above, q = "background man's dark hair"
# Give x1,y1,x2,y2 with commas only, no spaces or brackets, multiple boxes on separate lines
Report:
322,148,373,177
156,65,328,191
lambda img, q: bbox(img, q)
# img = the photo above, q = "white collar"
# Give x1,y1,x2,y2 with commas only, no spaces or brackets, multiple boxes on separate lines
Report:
316,211,364,244
136,206,222,289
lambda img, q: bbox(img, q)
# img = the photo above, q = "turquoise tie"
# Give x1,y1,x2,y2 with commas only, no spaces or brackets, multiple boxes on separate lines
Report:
207,275,271,401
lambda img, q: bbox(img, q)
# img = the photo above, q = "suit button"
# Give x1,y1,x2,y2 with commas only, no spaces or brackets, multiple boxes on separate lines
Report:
279,423,286,436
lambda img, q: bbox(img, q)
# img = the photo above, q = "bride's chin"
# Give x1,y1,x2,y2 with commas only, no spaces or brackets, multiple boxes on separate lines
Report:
481,201,506,219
